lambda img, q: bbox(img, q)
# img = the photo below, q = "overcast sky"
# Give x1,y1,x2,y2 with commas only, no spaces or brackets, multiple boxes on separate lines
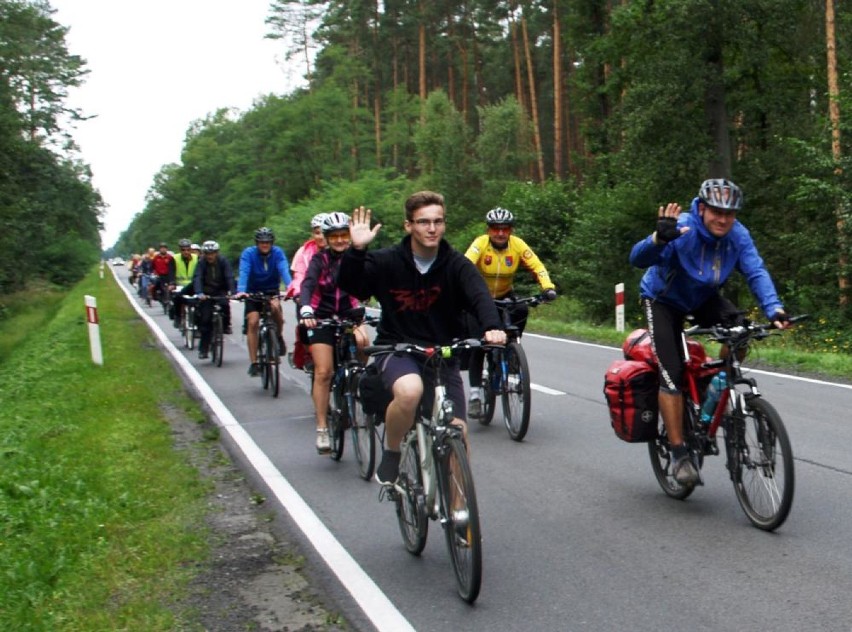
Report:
51,0,308,248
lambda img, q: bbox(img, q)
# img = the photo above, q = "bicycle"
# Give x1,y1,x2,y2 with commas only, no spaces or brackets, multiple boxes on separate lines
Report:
473,294,546,441
180,293,199,350
209,298,228,368
240,293,283,397
368,338,489,603
307,314,377,467
645,315,808,531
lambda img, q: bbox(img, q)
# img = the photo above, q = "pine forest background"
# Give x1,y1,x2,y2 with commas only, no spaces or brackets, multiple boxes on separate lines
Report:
3,0,851,349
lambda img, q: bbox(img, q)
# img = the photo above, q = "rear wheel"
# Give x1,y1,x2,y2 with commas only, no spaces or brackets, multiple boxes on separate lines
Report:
648,415,696,500
329,373,346,461
501,342,531,441
396,435,427,555
730,397,794,531
479,352,497,426
439,435,482,604
348,373,375,480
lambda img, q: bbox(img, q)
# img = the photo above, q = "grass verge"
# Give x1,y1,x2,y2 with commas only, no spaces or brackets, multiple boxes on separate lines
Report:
0,268,211,630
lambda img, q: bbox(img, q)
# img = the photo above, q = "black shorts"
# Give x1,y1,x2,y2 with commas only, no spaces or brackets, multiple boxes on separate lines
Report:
379,352,467,421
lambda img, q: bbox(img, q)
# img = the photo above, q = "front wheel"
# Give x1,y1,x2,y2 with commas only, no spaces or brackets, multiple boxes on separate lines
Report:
648,415,696,501
729,397,794,531
211,314,224,367
478,352,497,426
396,436,427,555
265,327,280,398
329,373,347,461
439,435,482,604
183,309,195,350
348,373,375,480
501,342,531,441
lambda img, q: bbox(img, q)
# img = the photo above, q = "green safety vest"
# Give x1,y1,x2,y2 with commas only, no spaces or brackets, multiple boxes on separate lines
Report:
174,254,198,286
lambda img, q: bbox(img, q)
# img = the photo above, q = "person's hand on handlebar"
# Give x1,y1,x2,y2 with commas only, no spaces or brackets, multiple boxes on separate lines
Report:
543,289,557,302
233,291,247,300
300,305,317,329
771,310,791,330
484,329,507,345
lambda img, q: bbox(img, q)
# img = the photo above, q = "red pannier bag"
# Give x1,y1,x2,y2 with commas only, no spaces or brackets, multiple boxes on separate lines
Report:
622,328,657,368
603,359,659,443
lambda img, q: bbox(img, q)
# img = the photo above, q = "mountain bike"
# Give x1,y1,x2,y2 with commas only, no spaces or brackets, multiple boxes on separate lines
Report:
474,294,546,441
208,297,228,368
241,293,283,397
646,315,808,531
180,294,199,350
370,338,489,603
308,314,377,465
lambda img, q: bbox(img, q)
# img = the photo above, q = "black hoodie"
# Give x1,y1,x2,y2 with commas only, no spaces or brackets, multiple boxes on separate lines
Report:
339,235,501,346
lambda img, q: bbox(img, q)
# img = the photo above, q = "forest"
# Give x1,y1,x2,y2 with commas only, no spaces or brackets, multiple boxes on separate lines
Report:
0,0,103,292
4,1,850,349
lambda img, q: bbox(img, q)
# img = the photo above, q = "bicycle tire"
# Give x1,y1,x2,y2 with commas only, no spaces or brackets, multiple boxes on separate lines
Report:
259,329,270,389
265,327,280,398
396,435,427,555
648,415,696,501
501,341,531,441
479,352,497,426
183,309,195,350
212,313,223,367
348,373,375,480
329,373,346,461
438,435,482,603
729,397,794,531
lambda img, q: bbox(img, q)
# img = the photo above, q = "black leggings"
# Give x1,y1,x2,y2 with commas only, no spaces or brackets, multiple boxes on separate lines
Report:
642,295,740,393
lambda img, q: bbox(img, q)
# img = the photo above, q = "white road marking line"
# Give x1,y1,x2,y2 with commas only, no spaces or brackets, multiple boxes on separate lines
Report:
531,383,565,395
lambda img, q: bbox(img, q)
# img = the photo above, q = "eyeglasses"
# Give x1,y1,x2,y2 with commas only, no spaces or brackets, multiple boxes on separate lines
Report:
488,225,512,233
410,218,446,228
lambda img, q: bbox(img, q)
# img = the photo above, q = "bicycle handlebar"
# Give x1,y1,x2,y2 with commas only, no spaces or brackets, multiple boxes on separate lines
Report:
685,314,810,342
493,293,551,308
364,338,500,359
304,314,380,329
234,292,285,302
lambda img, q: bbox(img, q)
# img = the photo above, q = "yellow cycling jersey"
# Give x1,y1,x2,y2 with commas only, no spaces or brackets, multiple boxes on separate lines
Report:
464,234,555,298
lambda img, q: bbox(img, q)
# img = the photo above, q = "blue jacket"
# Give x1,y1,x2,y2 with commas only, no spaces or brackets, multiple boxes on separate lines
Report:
237,245,292,293
629,198,783,318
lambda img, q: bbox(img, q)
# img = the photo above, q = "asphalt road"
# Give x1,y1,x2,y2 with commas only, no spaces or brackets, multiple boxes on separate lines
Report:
117,267,852,632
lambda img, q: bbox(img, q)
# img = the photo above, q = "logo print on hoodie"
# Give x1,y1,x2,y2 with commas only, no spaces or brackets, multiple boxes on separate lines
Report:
389,286,442,312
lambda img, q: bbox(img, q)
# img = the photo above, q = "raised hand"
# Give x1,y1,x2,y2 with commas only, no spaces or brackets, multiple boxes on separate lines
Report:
349,205,382,250
655,202,689,244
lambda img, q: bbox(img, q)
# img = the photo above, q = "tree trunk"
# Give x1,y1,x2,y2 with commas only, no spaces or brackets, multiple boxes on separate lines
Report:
510,12,526,111
825,0,847,304
521,14,545,182
419,2,427,123
552,0,564,181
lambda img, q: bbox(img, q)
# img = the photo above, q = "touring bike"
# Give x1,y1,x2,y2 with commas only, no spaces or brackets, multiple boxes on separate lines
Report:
306,314,378,471
647,315,807,531
369,338,490,603
240,293,284,397
208,297,228,367
473,294,547,441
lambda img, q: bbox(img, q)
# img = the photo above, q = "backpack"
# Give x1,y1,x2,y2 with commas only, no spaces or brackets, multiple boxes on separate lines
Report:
603,359,659,443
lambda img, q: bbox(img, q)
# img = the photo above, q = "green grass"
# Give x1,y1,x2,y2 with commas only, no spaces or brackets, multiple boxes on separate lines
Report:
0,283,66,364
0,269,211,630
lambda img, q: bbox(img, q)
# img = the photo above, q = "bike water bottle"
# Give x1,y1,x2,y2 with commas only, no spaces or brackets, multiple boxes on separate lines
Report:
700,371,726,424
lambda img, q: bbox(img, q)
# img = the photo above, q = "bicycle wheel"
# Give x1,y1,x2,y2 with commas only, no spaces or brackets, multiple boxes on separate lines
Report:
259,330,270,390
211,313,223,367
348,373,376,480
501,341,531,441
265,327,280,398
396,435,427,555
648,414,696,500
183,309,194,350
729,397,794,531
329,374,346,461
478,352,497,426
438,435,482,603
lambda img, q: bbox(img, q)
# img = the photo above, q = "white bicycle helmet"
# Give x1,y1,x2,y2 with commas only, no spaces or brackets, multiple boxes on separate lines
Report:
201,240,219,253
311,213,329,229
321,212,351,234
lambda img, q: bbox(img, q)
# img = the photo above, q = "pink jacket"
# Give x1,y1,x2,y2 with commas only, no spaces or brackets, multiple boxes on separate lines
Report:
287,239,321,297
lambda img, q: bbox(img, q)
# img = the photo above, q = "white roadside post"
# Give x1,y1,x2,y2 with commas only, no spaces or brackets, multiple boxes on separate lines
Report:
85,295,104,365
99,260,104,279
615,282,625,333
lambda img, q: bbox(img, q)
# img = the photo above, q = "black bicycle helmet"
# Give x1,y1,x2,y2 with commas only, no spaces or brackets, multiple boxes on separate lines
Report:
698,178,743,211
486,207,515,226
254,226,275,242
320,212,350,235
178,238,192,248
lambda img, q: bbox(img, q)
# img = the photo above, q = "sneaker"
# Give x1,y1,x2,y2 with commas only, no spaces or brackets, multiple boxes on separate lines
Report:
224,325,233,335
672,454,699,486
375,450,401,485
316,429,331,454
247,362,261,377
198,349,209,360
468,388,483,418
287,351,296,370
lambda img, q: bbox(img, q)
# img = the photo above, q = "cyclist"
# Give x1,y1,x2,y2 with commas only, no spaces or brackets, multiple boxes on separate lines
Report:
286,213,328,370
150,242,175,306
171,238,199,329
190,243,201,257
138,248,155,303
194,240,235,359
630,178,789,486
233,227,293,377
299,212,370,454
463,207,557,417
338,192,506,485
